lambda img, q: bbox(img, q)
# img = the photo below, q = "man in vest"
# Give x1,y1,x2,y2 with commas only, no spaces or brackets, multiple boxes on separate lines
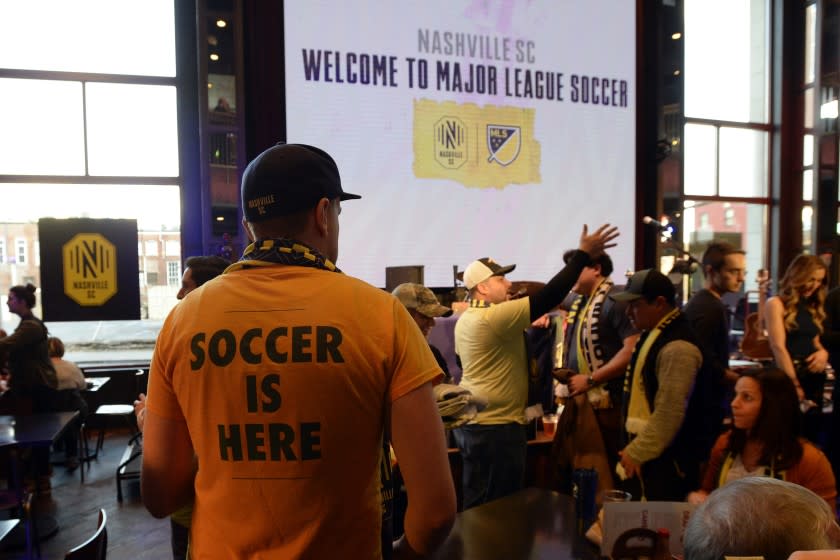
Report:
612,269,716,501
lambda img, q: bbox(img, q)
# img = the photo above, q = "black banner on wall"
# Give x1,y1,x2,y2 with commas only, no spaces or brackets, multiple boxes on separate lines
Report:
38,218,140,321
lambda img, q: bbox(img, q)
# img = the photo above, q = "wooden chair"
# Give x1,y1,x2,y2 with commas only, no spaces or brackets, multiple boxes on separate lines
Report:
65,508,107,560
611,527,658,560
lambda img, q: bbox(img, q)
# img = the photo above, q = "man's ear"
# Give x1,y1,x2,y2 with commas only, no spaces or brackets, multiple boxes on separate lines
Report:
315,198,330,237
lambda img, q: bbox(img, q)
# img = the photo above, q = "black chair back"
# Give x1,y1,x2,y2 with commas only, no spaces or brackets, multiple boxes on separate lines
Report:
65,508,107,559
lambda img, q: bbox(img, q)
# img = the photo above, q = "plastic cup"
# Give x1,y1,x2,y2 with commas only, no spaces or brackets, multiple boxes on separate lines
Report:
542,414,558,436
602,489,632,502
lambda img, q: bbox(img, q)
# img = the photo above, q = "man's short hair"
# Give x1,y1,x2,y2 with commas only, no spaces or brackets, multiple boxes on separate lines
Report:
563,250,613,277
684,478,840,560
184,256,230,287
701,242,745,274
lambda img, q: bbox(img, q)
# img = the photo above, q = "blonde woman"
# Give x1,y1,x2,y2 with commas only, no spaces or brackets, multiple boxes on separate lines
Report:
766,255,829,442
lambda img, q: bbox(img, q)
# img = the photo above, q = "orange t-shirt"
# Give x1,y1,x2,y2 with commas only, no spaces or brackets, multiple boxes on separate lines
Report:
146,265,442,559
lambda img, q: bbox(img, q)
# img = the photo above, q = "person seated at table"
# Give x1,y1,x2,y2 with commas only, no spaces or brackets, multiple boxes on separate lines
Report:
684,477,840,560
48,337,85,391
687,367,836,506
47,336,88,469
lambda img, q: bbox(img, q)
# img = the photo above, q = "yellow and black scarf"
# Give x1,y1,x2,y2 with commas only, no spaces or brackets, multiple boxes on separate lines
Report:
224,238,340,274
623,307,680,435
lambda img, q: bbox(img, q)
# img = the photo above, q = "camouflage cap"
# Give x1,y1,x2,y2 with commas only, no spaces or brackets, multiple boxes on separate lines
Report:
392,283,453,318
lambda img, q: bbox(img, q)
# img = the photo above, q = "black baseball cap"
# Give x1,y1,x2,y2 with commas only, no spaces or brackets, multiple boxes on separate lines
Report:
241,143,361,222
611,269,675,303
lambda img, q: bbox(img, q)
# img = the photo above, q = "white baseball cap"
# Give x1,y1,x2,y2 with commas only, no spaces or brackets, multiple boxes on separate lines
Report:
462,258,516,290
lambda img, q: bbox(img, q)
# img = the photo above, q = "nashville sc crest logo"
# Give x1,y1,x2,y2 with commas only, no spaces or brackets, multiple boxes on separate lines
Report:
486,125,521,166
434,117,468,169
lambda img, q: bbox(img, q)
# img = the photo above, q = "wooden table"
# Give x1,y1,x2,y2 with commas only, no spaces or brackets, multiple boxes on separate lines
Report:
0,412,79,449
430,487,599,560
0,411,80,553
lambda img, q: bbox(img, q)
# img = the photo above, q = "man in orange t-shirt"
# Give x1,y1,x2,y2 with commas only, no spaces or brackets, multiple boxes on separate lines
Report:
142,143,456,559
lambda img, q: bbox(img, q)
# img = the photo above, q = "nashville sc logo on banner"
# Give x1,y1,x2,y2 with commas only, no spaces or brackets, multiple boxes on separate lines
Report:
412,99,541,188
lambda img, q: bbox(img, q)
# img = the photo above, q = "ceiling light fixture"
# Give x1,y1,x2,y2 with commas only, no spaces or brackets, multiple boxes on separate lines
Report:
210,53,220,62
672,32,681,40
216,19,227,28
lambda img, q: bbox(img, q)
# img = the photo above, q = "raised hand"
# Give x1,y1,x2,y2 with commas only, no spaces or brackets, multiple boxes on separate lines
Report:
579,223,620,258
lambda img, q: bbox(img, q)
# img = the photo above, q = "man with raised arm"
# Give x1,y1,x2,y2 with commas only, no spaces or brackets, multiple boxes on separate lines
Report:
453,224,619,509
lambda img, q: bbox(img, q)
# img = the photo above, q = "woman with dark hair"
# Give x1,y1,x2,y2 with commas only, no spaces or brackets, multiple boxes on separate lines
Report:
0,284,60,490
0,283,58,411
766,254,829,442
687,367,836,506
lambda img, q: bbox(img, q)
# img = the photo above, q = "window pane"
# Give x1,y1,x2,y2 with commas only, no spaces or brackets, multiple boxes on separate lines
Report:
0,79,86,175
803,134,814,167
683,200,767,294
86,84,179,177
802,205,813,249
685,0,769,122
0,184,180,231
719,128,767,197
0,1,175,76
804,87,815,129
684,124,717,196
805,4,816,84
803,169,813,201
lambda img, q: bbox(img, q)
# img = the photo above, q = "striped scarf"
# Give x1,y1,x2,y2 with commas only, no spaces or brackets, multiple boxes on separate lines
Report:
565,278,614,406
224,238,341,274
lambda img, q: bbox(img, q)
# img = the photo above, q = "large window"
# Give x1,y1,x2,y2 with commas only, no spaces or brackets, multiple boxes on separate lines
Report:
0,1,184,362
681,0,771,299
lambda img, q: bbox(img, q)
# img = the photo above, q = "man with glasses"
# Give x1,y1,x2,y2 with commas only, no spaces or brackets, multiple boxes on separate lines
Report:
683,242,747,428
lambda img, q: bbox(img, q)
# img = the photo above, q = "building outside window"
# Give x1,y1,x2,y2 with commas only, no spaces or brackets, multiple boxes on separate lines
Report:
15,239,26,265
0,2,183,362
167,260,181,287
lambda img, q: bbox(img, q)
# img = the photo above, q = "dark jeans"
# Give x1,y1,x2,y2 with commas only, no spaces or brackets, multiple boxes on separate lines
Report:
452,423,526,510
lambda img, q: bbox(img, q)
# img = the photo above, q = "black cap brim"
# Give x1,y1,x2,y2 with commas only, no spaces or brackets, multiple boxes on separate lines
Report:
610,292,642,302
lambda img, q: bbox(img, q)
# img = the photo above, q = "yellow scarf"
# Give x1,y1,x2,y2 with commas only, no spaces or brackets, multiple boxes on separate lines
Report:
625,308,680,435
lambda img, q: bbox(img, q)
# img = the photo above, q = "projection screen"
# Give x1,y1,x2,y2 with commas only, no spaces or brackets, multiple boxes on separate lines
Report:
284,1,636,288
